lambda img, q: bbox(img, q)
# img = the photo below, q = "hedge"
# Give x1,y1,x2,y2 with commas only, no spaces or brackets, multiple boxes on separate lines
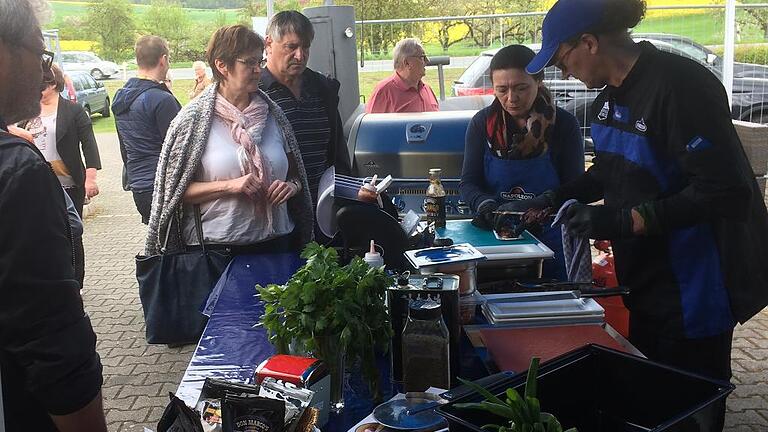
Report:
711,44,768,65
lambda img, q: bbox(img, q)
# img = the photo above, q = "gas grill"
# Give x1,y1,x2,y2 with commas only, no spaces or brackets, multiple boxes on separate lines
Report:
347,110,477,217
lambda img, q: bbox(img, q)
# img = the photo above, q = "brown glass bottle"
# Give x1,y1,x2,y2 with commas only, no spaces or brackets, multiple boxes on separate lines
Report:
425,168,446,228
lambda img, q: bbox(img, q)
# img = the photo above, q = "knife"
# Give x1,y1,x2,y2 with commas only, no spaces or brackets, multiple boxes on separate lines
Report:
405,371,515,416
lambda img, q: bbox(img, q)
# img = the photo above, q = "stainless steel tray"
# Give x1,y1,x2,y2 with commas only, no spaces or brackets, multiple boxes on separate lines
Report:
481,304,605,327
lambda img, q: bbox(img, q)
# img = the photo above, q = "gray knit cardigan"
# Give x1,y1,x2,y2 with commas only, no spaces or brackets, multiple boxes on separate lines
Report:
144,83,314,255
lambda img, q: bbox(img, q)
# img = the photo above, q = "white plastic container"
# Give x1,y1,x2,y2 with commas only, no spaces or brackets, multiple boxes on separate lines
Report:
364,240,384,269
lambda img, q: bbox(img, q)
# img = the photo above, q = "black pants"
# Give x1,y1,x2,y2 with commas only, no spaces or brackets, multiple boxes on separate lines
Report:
132,189,153,225
64,186,85,288
629,316,733,432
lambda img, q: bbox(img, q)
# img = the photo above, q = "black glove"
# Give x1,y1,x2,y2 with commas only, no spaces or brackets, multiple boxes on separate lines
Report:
471,200,498,230
564,203,634,240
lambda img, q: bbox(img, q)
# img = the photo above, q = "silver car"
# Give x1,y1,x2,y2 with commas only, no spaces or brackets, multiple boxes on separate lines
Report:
61,72,110,118
59,51,120,80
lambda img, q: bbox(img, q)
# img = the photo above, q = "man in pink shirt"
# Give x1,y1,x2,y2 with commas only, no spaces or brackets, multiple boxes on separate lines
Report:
366,38,440,113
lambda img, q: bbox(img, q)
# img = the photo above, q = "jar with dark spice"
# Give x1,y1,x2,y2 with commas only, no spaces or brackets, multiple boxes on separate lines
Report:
401,299,450,392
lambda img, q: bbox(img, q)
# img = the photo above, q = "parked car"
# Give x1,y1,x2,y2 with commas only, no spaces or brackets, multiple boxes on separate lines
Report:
632,33,768,80
452,35,768,136
61,71,110,118
59,51,120,80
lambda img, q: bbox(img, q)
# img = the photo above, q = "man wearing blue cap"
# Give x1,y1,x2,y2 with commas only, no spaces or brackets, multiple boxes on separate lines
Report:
520,0,768,429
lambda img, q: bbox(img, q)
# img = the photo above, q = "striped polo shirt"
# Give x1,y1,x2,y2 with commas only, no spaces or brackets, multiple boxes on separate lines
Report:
260,68,330,205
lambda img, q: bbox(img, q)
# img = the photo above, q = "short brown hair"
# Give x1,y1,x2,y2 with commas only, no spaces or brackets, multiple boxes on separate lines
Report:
49,63,65,92
135,35,169,69
206,25,264,82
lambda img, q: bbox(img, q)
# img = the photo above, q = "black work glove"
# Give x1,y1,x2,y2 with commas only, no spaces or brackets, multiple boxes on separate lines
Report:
471,200,498,230
564,203,634,240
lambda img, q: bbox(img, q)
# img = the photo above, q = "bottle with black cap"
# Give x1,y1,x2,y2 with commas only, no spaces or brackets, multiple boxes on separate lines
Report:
401,298,450,392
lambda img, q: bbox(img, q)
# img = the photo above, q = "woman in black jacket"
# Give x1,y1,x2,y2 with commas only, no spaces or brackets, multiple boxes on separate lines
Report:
23,64,102,287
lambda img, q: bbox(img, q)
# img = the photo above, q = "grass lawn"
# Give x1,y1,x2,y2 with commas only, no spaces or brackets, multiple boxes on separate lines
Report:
93,68,464,134
51,0,768,63
49,1,240,27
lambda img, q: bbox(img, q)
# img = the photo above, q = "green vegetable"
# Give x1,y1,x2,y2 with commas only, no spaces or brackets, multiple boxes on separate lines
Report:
256,242,393,399
455,357,577,432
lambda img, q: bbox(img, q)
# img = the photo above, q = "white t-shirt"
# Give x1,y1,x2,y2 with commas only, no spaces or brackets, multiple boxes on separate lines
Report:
28,113,75,187
183,113,295,245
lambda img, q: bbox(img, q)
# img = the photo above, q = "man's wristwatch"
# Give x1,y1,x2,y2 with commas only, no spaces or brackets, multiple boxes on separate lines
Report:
289,178,302,192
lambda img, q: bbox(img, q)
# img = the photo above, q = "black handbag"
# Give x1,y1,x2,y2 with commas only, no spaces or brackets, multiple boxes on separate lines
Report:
136,207,232,344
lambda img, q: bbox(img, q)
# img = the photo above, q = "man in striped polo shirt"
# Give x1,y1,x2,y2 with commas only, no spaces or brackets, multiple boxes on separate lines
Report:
261,10,352,243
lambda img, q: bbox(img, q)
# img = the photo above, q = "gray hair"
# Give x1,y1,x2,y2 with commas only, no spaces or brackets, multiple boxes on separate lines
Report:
393,38,424,69
0,0,50,46
266,10,314,46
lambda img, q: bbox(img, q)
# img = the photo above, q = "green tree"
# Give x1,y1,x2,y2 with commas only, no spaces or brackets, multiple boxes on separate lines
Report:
340,0,422,57
422,1,468,51
142,0,194,60
740,1,768,40
84,0,136,61
238,0,265,25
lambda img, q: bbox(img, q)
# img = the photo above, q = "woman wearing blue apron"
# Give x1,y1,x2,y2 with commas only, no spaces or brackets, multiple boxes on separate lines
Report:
459,45,584,280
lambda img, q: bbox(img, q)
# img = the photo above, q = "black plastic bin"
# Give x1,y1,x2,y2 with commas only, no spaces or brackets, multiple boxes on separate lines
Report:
437,344,734,432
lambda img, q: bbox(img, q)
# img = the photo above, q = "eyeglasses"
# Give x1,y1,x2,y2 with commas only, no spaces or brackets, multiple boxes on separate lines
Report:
236,57,267,69
41,50,54,71
410,54,429,63
553,43,577,71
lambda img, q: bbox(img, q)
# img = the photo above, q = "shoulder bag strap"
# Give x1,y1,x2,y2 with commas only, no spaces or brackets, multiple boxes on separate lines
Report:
194,205,206,252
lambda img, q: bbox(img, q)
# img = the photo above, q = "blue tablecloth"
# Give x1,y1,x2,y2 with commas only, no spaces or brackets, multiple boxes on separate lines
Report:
175,253,303,406
175,253,399,432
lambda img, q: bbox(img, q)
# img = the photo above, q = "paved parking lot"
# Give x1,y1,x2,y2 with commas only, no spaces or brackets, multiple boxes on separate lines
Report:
82,132,768,431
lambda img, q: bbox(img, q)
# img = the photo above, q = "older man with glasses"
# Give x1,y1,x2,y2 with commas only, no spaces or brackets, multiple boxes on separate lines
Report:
0,0,107,431
366,38,440,114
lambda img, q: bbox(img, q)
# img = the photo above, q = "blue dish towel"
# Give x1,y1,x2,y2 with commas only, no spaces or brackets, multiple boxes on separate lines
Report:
551,199,593,283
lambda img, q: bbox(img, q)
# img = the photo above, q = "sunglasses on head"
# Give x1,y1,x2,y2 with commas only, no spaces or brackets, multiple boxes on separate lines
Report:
41,50,54,70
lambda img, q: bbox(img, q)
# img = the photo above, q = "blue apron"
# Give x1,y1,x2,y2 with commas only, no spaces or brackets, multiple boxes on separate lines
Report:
483,147,566,280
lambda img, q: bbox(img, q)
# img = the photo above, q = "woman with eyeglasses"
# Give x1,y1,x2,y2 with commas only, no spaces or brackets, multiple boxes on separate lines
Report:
366,38,439,113
19,62,101,288
145,24,313,258
459,44,584,280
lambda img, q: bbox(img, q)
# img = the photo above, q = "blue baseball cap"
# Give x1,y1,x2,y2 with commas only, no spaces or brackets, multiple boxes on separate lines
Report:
526,0,606,74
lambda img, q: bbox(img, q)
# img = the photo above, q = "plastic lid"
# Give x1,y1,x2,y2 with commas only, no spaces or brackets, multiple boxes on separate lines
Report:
408,299,443,320
429,168,441,174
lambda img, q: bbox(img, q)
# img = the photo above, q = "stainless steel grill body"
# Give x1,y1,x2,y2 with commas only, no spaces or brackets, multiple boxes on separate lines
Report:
348,110,476,216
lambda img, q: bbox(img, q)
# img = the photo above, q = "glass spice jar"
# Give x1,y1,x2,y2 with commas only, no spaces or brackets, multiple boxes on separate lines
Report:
401,298,450,392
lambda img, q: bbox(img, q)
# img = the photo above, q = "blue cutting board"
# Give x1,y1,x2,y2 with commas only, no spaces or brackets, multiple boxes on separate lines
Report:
436,219,540,248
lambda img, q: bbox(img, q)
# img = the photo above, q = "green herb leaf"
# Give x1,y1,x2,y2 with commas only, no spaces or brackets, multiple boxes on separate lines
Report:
525,357,540,400
457,377,508,407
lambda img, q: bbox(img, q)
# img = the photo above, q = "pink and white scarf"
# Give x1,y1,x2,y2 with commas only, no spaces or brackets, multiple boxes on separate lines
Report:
214,94,273,231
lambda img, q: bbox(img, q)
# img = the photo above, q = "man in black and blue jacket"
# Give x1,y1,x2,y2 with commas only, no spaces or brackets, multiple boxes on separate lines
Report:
523,2,768,429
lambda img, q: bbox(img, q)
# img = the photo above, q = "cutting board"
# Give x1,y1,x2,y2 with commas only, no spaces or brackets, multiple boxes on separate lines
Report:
436,219,539,248
479,325,629,373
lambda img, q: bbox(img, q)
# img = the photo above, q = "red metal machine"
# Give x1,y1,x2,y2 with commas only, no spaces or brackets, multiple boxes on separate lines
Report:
591,240,630,338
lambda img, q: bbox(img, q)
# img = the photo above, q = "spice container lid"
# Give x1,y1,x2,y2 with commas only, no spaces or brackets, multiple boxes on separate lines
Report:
408,299,443,320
